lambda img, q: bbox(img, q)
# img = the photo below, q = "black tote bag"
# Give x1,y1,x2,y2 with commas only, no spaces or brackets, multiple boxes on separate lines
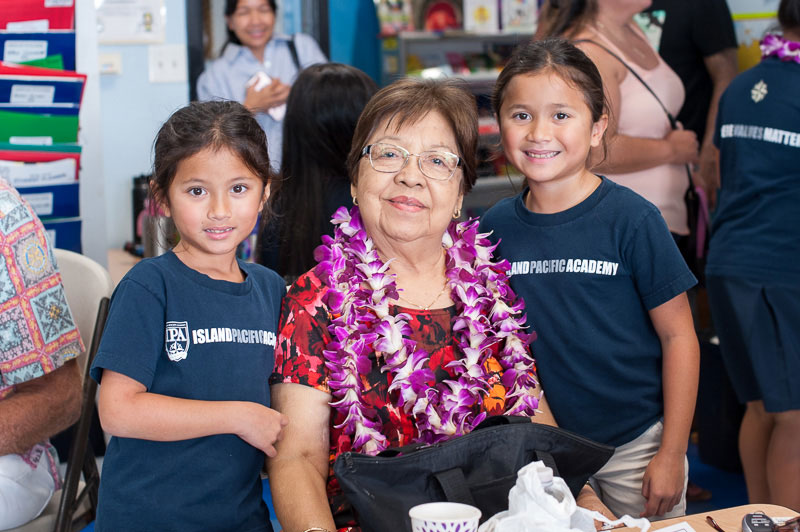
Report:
333,416,614,532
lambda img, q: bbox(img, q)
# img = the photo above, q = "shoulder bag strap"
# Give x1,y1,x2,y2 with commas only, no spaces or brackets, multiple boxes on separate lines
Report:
433,468,478,506
574,38,692,189
287,34,300,70
573,39,677,129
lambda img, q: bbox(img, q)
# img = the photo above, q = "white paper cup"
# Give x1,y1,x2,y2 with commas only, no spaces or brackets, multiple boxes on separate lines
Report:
409,502,481,532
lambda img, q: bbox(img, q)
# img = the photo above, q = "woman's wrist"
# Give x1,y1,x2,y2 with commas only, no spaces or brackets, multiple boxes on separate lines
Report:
303,528,332,532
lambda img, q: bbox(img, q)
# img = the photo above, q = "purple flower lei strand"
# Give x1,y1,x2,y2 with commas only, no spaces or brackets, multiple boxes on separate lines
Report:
761,34,800,64
314,206,540,455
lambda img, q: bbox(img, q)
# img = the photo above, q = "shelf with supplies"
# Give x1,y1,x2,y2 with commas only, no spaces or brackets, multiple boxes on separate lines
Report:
463,174,525,219
0,0,85,254
380,31,532,87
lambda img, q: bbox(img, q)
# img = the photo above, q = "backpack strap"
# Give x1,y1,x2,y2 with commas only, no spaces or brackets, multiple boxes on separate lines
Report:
287,34,300,70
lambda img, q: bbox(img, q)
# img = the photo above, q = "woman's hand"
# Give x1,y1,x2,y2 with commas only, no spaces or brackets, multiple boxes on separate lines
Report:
665,129,699,166
576,484,617,530
244,78,290,113
640,448,685,517
234,403,288,457
696,142,720,209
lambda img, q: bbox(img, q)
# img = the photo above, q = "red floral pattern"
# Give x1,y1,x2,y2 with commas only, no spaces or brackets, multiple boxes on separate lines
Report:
271,271,518,530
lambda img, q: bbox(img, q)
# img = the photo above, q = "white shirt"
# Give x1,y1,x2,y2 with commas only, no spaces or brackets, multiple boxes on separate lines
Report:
196,33,327,171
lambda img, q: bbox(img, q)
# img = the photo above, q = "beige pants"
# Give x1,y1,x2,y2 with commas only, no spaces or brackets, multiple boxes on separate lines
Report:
0,453,55,530
589,420,688,521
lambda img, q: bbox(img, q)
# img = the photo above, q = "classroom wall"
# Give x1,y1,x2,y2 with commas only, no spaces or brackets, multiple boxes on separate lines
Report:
75,2,106,265
99,0,190,250
328,0,381,83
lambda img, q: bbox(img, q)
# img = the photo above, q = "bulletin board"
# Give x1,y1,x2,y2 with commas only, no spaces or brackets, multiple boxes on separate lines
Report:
727,0,780,71
96,0,166,44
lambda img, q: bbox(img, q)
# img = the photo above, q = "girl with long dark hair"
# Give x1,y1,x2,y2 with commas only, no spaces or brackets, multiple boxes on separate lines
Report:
257,63,377,280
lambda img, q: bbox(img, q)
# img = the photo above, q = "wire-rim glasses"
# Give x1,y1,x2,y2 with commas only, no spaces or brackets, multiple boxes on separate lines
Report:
361,142,462,181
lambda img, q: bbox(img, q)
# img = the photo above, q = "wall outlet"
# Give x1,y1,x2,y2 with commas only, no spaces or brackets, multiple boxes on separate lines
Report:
148,44,187,84
99,52,123,75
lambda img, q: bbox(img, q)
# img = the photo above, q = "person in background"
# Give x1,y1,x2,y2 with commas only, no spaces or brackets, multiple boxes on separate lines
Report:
705,0,800,510
91,101,287,531
642,0,738,206
0,178,83,530
197,0,327,171
257,63,378,281
537,0,699,242
480,38,699,520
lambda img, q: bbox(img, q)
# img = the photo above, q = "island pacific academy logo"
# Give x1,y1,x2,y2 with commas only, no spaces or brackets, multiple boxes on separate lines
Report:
165,321,190,361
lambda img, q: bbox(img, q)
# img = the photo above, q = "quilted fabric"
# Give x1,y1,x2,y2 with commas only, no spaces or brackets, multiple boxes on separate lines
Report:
0,179,83,399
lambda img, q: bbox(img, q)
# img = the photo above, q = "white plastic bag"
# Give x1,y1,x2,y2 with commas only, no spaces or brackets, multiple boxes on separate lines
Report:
478,461,651,532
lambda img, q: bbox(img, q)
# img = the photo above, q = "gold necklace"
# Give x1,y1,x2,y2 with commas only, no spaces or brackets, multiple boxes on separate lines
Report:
397,279,450,310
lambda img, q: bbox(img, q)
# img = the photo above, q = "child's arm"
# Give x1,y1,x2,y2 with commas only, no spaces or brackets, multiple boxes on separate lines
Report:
97,369,288,456
641,292,699,517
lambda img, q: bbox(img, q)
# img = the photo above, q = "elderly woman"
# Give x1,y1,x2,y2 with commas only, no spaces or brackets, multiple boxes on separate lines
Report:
267,79,605,532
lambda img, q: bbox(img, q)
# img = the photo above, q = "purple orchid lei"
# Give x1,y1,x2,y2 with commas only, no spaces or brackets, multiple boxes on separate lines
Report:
313,206,540,455
761,34,800,64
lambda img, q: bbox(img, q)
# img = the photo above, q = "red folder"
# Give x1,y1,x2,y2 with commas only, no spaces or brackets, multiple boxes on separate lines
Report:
0,146,81,181
0,0,75,31
0,60,85,79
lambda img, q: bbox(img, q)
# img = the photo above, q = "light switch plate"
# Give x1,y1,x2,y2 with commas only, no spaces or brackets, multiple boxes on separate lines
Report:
99,52,122,75
148,44,187,84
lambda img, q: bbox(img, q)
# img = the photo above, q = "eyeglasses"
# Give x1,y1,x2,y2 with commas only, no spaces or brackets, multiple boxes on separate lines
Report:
361,142,462,181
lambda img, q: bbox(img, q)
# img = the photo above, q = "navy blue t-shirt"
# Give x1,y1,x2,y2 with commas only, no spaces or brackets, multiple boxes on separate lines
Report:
91,251,284,532
479,178,696,446
707,57,800,283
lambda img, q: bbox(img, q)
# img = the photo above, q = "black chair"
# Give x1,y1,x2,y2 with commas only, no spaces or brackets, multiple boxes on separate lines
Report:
54,296,110,532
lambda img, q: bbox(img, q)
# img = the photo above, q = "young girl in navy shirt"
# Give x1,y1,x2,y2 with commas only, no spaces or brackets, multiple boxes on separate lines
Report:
91,101,287,531
480,39,699,520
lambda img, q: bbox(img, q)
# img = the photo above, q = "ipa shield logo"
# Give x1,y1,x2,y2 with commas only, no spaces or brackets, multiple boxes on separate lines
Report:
165,321,190,362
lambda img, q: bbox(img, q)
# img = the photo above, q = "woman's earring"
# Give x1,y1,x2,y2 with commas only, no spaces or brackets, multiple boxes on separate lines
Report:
453,208,461,219
352,196,359,206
